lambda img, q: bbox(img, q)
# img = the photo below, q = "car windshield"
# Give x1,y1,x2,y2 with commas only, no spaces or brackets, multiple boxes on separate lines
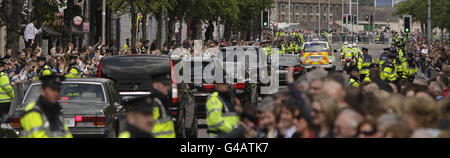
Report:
303,43,328,52
23,83,105,104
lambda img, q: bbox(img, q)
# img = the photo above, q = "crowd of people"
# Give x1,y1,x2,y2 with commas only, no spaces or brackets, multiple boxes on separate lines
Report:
1,18,449,138
231,32,449,138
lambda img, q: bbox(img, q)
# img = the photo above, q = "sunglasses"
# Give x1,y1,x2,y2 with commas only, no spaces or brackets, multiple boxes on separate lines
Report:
359,129,377,136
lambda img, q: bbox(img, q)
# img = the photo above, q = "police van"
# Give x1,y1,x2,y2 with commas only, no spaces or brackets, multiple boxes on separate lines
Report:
301,39,336,71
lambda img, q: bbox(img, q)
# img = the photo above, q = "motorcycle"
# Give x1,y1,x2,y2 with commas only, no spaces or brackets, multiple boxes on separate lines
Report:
343,58,354,74
0,117,19,138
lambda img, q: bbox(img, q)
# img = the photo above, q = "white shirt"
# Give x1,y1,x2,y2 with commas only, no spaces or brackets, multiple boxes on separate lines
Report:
24,23,42,41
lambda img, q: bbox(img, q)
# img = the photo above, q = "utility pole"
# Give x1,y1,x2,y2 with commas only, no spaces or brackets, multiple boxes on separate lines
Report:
372,0,376,43
328,0,331,33
342,0,345,41
427,0,432,44
288,0,291,24
319,0,321,36
349,0,352,42
356,0,359,35
102,0,106,45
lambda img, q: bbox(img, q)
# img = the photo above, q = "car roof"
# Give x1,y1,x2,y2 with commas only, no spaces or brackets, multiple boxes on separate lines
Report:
102,54,169,61
30,78,112,85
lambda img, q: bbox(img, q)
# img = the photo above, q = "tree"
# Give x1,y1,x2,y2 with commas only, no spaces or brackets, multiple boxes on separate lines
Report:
107,0,137,47
108,0,173,48
0,0,24,54
394,0,450,33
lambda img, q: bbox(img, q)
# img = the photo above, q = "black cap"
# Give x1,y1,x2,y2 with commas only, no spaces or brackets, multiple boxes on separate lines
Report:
0,61,6,67
388,54,396,59
152,73,171,85
383,48,391,52
124,96,154,113
37,57,46,61
69,55,78,60
40,75,65,90
362,47,368,51
351,67,359,72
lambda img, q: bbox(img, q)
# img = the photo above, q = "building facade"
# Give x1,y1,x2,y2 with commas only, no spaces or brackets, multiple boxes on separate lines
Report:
272,0,401,32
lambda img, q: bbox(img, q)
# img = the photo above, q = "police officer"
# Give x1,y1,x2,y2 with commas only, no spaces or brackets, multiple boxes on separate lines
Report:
380,55,398,83
0,61,14,117
348,67,360,87
341,42,348,56
20,75,72,138
124,38,130,51
402,54,418,81
377,48,390,68
358,47,373,80
118,96,156,138
342,44,355,73
206,75,239,137
36,57,52,80
64,55,82,78
149,72,176,138
352,43,362,60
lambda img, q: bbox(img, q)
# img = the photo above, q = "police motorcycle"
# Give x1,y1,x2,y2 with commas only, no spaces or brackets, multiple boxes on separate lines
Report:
0,116,18,138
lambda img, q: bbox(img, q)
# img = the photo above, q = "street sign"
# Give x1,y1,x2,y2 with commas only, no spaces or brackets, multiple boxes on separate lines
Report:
73,16,83,26
83,22,89,32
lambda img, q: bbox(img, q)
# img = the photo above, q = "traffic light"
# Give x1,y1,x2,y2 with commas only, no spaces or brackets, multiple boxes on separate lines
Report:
403,15,412,33
369,15,374,25
263,10,269,28
348,14,352,24
343,14,347,24
354,16,358,24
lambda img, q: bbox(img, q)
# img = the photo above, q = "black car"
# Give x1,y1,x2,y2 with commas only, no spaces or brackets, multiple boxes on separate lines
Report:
11,78,125,138
270,54,305,85
172,57,258,119
97,55,196,138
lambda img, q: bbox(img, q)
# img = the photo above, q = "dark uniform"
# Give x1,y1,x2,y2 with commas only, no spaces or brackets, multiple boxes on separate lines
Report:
377,48,390,68
64,56,82,79
357,47,373,80
19,75,72,138
36,57,52,80
118,96,155,138
149,73,175,138
380,55,398,83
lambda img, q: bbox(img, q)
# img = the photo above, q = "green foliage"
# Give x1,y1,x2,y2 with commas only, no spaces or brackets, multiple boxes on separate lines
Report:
394,0,450,30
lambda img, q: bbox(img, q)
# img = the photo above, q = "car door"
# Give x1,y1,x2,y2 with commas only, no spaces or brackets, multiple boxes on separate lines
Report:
107,81,127,133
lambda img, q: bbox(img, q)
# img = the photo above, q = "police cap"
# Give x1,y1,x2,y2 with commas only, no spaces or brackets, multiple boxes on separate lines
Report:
37,57,46,61
362,47,368,52
388,54,397,59
124,96,154,113
0,61,6,67
152,72,171,85
351,67,359,73
40,75,65,90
